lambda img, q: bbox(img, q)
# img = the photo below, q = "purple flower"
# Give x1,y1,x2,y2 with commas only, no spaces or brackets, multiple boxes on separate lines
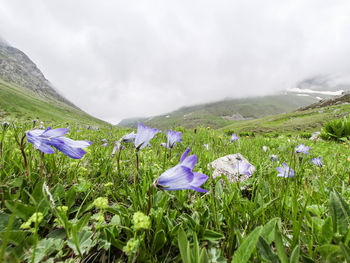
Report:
155,148,208,192
262,146,267,152
122,131,136,143
270,155,278,162
26,127,91,159
101,139,107,143
276,162,294,178
232,160,252,176
166,130,182,148
134,123,160,150
112,141,124,155
310,157,323,167
231,133,240,142
204,144,209,150
295,143,310,155
160,142,167,148
86,125,90,130
103,142,108,147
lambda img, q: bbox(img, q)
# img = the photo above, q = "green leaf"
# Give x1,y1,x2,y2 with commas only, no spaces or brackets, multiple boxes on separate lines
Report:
26,238,64,263
199,248,210,263
67,229,94,256
340,243,350,263
320,216,333,244
178,227,191,263
192,232,200,263
203,229,225,242
261,217,281,245
317,244,340,261
75,213,90,232
231,226,262,263
257,236,279,263
274,225,288,263
290,245,300,263
5,200,35,221
329,190,350,236
151,230,167,254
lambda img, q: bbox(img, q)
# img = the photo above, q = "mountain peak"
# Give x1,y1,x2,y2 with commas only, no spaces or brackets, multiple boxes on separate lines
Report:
0,37,79,109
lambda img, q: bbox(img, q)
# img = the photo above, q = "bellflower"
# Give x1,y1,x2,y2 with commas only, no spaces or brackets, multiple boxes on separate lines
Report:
204,144,209,150
276,162,295,178
231,133,240,142
122,131,136,143
155,148,208,192
26,127,91,159
134,123,160,150
262,146,267,152
310,157,323,167
295,143,310,155
166,130,182,148
232,160,252,176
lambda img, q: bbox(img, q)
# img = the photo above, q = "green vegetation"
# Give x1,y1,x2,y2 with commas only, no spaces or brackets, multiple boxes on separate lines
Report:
320,116,350,141
119,94,321,129
0,79,107,126
223,103,350,135
0,121,349,262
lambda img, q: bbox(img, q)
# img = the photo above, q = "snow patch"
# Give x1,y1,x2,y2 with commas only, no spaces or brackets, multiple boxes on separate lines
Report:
288,88,344,96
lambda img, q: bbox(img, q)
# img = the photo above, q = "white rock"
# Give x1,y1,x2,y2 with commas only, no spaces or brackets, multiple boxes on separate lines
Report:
310,131,321,141
208,153,255,183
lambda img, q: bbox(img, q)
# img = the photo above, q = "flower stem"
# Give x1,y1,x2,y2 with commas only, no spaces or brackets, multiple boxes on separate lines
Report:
135,150,139,185
19,134,30,181
40,152,44,180
147,183,155,216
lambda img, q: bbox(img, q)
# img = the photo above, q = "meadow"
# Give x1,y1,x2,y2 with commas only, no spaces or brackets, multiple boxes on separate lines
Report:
0,121,349,262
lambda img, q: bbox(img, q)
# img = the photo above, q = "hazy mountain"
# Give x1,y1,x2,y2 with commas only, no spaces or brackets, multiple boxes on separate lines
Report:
117,94,322,129
118,74,350,129
0,37,107,125
0,38,79,108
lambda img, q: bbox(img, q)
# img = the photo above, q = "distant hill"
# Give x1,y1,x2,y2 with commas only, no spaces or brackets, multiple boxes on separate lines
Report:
222,92,350,134
118,94,322,129
118,74,350,129
0,38,107,125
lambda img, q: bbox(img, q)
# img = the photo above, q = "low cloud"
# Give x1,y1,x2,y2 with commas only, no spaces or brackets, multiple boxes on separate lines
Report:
1,0,350,123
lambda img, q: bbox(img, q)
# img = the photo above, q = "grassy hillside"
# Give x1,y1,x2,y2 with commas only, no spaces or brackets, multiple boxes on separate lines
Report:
119,94,321,129
0,79,108,125
222,102,350,135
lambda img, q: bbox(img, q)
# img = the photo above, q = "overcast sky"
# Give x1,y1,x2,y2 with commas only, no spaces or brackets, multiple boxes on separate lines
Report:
1,0,350,123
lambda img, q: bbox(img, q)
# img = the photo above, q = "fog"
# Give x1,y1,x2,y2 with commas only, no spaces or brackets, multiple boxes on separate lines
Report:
1,0,350,123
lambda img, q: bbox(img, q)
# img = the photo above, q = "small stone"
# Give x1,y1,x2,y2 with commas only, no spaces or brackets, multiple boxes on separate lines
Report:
208,154,255,183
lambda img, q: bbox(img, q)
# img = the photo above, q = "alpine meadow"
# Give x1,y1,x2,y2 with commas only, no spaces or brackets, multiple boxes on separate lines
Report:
1,1,350,262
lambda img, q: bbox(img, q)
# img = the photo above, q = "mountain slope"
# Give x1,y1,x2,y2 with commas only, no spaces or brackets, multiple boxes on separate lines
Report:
222,92,350,134
0,38,107,125
118,94,321,129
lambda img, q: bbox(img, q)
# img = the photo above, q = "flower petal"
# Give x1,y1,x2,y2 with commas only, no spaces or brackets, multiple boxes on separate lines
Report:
157,165,194,190
54,143,87,159
191,172,209,187
56,137,92,148
180,148,191,163
42,128,69,137
181,155,197,170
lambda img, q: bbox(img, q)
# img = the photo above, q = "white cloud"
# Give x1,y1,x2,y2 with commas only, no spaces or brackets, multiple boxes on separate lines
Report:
1,0,350,123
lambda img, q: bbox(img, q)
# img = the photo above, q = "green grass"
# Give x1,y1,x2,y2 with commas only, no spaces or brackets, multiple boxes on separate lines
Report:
222,103,350,135
119,94,322,129
0,79,108,126
0,122,349,262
